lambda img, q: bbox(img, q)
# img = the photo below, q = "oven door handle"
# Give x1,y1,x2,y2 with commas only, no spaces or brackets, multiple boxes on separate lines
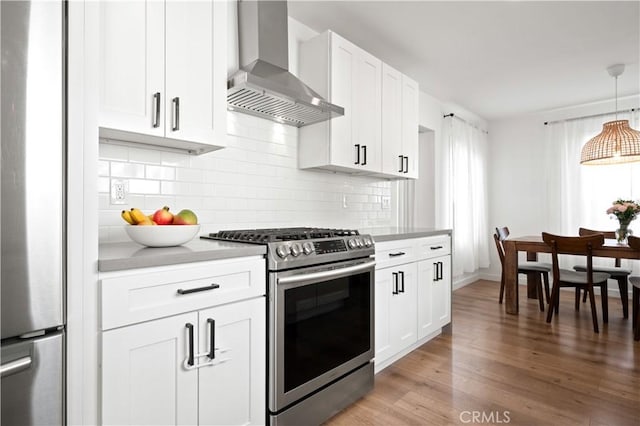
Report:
277,260,376,286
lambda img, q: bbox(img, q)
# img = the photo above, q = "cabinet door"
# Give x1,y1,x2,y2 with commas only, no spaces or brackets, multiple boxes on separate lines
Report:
99,0,165,136
391,263,417,351
374,267,394,364
198,298,265,426
329,33,357,168
417,259,435,339
433,255,451,327
165,0,226,146
381,64,403,176
401,75,419,178
374,264,417,366
355,49,382,172
102,312,198,425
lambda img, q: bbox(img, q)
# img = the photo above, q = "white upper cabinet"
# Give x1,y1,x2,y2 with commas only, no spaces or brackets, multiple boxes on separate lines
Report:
99,0,227,155
381,65,419,178
299,31,382,174
401,75,419,179
299,30,418,179
381,64,403,175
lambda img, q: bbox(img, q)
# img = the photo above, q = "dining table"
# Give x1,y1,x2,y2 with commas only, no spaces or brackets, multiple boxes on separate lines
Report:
503,235,640,315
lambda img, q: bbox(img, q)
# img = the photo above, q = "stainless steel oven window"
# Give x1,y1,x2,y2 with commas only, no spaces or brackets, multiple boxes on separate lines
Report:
269,259,375,411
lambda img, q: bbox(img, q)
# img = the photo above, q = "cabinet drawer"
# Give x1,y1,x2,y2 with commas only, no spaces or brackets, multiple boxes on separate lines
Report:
374,239,416,269
100,256,265,330
416,235,451,260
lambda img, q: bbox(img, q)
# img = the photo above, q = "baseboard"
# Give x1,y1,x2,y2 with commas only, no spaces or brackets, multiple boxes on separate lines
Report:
470,277,631,297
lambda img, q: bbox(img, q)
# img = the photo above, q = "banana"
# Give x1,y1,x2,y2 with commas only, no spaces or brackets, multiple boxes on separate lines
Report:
121,210,135,225
137,217,155,226
129,208,148,225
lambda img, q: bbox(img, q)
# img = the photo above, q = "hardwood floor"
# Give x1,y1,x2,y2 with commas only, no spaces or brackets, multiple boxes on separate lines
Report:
325,280,640,426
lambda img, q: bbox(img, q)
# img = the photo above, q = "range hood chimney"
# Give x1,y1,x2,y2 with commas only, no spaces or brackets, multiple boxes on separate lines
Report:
227,0,344,127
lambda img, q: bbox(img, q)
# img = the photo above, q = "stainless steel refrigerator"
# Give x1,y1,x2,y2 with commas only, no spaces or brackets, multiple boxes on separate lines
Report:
1,1,66,424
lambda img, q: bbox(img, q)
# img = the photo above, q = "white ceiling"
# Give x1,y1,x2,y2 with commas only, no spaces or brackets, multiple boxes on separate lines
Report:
288,1,640,120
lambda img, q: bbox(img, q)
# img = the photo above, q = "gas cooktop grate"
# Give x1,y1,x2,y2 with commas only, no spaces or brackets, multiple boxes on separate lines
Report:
204,227,360,243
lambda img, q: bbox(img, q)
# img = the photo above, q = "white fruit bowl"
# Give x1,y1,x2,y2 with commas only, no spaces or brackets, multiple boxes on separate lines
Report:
125,224,200,247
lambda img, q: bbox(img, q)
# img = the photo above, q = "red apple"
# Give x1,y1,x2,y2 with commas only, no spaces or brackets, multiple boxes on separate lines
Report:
152,206,174,225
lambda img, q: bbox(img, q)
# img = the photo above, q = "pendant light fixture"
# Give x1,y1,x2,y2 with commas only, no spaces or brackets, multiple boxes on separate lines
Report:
580,64,640,165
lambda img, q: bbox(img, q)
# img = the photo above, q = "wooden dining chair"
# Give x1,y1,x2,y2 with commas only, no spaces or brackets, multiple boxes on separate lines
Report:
542,232,611,333
627,236,640,341
573,227,632,320
494,227,551,311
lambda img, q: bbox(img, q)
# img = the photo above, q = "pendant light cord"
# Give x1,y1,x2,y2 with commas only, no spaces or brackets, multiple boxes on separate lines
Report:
615,75,618,121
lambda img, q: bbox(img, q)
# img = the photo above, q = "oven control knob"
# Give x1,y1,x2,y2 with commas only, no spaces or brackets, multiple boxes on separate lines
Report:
363,237,373,247
302,242,315,255
356,238,363,248
290,243,302,257
276,245,290,258
348,239,358,249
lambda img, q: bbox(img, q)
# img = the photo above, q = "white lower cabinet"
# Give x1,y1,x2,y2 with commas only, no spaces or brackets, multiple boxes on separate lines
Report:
102,312,199,425
100,257,266,425
374,234,451,372
375,263,417,363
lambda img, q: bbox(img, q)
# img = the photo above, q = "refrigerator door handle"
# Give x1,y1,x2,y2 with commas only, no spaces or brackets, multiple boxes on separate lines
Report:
0,356,32,378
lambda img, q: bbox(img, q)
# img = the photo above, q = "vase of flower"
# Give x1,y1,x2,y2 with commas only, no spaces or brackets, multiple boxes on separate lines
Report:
615,220,633,244
607,199,640,245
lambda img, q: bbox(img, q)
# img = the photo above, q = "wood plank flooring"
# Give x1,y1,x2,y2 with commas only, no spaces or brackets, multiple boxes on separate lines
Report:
325,280,640,426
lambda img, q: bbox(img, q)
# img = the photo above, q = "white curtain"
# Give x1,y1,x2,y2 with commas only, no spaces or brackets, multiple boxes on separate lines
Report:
441,116,490,277
545,110,640,234
545,110,640,271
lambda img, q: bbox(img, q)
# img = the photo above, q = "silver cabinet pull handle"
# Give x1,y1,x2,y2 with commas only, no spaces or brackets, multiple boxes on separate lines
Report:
354,144,360,164
1,356,32,378
398,155,404,172
430,246,443,250
152,92,161,128
172,97,180,131
403,156,408,173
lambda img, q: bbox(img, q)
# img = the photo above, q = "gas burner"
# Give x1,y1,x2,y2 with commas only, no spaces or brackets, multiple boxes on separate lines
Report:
206,227,360,243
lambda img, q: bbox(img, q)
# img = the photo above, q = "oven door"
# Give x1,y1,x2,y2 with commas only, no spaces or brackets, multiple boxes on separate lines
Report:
269,257,375,413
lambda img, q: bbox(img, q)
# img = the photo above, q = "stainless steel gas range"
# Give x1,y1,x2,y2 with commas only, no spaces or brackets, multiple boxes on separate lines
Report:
204,228,375,425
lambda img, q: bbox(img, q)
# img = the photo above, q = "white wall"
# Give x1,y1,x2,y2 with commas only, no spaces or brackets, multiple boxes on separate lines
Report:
485,95,640,279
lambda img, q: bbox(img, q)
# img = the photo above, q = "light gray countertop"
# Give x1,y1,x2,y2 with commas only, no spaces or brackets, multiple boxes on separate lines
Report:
99,237,266,272
361,227,452,242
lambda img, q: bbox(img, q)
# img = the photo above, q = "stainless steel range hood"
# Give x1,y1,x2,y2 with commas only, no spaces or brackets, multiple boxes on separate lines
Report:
228,0,344,127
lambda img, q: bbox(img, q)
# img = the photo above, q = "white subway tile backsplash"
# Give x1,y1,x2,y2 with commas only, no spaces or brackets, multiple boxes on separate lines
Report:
129,146,162,164
99,142,129,161
111,162,145,179
98,119,393,243
145,165,175,180
98,177,110,193
98,161,110,177
175,167,204,183
128,179,160,194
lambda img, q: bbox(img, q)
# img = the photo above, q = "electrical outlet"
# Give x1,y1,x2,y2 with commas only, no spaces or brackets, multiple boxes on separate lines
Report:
110,179,128,205
381,196,391,209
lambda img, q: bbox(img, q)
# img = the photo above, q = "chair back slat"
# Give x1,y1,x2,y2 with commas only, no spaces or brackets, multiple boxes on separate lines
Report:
578,227,615,239
542,232,605,287
628,235,640,250
579,227,621,266
493,233,505,266
495,227,510,241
